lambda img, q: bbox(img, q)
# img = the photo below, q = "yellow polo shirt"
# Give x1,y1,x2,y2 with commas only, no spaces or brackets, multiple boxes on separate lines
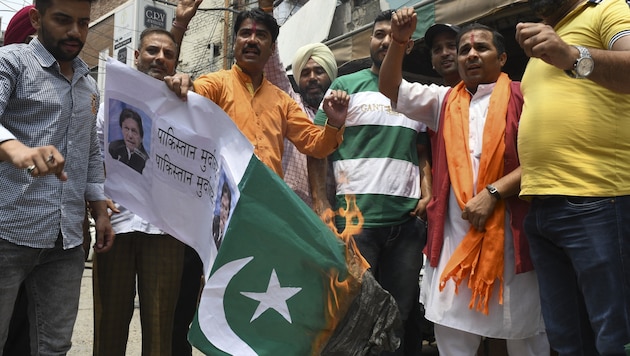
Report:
518,0,630,197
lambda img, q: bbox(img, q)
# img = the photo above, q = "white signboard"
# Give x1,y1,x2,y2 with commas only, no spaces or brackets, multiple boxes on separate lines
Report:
113,2,135,65
137,0,175,31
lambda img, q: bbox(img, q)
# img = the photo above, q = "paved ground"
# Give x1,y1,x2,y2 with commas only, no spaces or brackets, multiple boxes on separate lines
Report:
68,263,203,356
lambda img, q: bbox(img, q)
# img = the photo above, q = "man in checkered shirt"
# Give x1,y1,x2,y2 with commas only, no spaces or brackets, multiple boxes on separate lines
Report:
0,0,114,354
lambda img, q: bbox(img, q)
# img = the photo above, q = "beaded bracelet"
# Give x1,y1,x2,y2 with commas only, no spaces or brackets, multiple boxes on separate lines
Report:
392,36,410,45
172,20,188,31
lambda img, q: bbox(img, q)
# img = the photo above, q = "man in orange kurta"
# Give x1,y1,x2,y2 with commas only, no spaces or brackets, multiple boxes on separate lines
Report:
166,9,348,176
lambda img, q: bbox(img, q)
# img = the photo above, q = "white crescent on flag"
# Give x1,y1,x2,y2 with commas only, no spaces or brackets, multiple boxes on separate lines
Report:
199,256,257,355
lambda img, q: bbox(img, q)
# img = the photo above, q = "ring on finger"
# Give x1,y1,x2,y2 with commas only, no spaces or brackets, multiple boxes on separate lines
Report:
27,165,36,174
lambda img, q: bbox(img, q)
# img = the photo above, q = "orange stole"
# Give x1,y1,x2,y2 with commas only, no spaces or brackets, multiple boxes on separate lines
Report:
439,73,511,315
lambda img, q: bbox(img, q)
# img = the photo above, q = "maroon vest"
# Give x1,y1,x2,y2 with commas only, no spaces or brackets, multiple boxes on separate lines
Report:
425,81,533,274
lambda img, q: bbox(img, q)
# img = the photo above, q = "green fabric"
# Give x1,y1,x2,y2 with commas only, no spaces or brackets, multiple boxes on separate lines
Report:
338,194,419,229
189,157,353,355
413,2,436,40
379,1,436,40
314,69,424,228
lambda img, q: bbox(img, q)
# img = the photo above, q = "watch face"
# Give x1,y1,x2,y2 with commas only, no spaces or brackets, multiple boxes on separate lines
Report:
576,57,594,77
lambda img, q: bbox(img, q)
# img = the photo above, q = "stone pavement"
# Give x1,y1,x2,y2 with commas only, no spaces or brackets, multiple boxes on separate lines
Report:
68,263,203,356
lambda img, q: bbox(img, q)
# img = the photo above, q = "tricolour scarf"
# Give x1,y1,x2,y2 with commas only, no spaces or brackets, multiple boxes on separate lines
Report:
439,72,511,315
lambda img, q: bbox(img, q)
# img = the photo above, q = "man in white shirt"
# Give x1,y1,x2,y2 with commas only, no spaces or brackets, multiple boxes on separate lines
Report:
379,9,548,355
93,28,188,356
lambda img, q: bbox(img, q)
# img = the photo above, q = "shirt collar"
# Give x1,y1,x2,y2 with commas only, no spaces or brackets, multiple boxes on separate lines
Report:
29,38,90,78
468,81,497,100
232,64,266,96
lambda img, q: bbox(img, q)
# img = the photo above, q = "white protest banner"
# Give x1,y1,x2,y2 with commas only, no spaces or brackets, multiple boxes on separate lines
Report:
103,58,252,270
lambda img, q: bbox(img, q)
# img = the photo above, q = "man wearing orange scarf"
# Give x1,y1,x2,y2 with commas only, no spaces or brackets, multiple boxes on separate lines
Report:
379,9,549,356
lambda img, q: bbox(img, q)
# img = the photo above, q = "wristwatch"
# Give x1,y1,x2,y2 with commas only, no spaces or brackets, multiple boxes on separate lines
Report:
565,45,594,79
486,184,502,200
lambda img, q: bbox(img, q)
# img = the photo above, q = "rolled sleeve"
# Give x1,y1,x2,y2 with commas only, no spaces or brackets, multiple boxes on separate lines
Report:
85,182,106,202
0,126,16,143
395,80,449,131
286,98,344,159
306,123,344,158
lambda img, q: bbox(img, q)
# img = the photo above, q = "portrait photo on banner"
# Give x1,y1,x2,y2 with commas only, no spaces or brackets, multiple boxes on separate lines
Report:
212,168,235,250
107,99,153,174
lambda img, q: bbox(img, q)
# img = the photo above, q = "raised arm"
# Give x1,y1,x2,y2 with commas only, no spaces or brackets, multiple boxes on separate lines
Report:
379,7,416,102
171,0,203,58
264,44,296,95
516,21,630,94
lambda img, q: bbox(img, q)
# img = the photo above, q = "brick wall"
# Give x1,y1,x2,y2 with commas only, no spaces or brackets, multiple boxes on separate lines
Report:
80,15,114,69
91,0,129,20
79,0,129,70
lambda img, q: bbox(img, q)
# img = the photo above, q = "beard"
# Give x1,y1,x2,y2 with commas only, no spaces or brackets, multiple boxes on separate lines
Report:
39,23,84,62
529,0,572,18
138,62,170,80
370,49,385,69
299,88,325,109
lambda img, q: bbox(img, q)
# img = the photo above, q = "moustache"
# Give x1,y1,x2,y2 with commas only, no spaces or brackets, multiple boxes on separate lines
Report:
150,63,167,71
60,38,84,47
243,44,260,54
306,84,323,91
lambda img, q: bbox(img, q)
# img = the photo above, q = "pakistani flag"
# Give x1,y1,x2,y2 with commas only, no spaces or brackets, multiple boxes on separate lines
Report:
189,156,396,355
103,59,400,355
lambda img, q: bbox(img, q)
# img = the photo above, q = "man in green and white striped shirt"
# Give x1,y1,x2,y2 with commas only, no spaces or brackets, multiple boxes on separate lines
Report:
311,10,430,355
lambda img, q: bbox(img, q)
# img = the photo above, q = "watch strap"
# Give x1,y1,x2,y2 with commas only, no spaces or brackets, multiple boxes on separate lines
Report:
565,45,593,79
486,184,502,200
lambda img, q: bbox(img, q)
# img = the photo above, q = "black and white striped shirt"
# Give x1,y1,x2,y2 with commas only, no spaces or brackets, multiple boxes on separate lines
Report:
0,39,105,249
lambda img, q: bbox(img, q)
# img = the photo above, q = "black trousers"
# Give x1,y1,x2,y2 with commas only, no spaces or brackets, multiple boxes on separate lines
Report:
172,245,203,356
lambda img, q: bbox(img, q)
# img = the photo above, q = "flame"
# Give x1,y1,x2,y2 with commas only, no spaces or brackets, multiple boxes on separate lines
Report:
312,194,370,354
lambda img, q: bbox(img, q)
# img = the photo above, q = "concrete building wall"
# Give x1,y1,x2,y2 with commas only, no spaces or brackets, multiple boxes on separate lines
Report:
79,0,384,82
177,0,228,79
330,0,381,39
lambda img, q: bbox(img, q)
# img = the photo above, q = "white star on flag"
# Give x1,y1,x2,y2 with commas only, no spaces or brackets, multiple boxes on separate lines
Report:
241,269,302,323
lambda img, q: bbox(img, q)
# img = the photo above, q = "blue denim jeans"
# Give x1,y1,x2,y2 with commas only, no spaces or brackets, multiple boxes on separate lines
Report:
350,218,426,355
0,235,85,355
524,196,630,356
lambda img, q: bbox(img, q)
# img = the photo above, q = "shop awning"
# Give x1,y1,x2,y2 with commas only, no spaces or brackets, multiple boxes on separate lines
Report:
326,0,528,66
434,0,527,25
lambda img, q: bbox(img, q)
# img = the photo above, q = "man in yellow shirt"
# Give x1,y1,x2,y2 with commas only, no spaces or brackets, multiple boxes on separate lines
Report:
166,8,348,177
516,0,630,354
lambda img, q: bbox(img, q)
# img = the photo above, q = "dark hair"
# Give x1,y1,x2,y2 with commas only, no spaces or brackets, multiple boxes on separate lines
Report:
212,215,221,240
221,181,231,201
456,23,506,56
373,10,393,31
139,28,177,50
233,8,280,43
35,0,96,15
119,108,144,138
